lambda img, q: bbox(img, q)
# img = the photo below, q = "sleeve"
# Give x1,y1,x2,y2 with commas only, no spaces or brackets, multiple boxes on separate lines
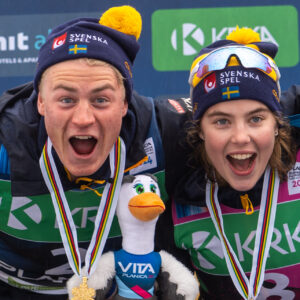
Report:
153,96,195,270
155,193,194,271
154,96,193,196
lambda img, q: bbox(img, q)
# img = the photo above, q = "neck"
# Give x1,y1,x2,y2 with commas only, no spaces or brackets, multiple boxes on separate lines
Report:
121,221,156,255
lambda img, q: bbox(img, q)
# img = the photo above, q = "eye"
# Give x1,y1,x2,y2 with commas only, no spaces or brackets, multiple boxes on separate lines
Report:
61,97,74,104
150,184,157,194
216,119,229,126
134,183,144,194
251,116,263,123
95,97,108,104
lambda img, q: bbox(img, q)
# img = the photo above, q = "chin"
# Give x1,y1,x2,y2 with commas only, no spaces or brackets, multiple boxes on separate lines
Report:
67,166,98,180
228,180,256,192
66,156,105,177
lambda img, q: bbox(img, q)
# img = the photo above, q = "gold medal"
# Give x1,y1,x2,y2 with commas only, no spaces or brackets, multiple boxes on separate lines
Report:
71,276,96,300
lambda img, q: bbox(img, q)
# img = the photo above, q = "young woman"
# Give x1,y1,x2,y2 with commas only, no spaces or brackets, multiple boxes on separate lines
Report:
171,28,299,299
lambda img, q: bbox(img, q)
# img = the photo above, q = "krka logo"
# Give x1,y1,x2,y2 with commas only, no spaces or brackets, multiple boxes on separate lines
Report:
170,25,277,57
0,181,103,242
7,197,42,230
191,219,300,273
171,24,204,56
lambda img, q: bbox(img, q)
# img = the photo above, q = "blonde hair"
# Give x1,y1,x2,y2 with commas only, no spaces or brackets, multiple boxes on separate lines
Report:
186,113,296,184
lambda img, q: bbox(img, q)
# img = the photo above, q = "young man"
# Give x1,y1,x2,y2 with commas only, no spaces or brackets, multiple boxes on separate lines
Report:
0,5,191,299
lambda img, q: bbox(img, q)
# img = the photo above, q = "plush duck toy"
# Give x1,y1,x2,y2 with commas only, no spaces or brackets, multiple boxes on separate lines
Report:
67,174,199,300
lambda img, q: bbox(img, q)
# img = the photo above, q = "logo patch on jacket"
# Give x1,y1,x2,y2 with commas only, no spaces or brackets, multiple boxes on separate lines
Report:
288,162,300,195
168,99,185,114
130,137,157,175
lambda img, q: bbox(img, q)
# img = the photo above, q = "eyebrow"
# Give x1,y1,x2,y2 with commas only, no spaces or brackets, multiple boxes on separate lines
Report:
53,83,116,93
206,107,270,118
53,84,76,93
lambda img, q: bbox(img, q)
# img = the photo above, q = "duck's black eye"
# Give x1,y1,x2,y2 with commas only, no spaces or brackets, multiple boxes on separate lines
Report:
150,184,157,194
134,183,144,194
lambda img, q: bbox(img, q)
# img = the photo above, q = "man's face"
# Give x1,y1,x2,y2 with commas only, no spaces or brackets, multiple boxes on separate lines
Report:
38,59,128,179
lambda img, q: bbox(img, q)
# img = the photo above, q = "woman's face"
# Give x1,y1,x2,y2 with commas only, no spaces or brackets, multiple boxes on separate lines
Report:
200,99,277,191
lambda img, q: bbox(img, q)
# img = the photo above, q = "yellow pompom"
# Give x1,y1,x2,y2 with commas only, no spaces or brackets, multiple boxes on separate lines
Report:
99,5,142,40
226,25,261,44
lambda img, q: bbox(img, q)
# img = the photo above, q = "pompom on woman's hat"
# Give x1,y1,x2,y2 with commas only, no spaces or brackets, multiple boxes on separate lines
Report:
189,26,281,120
34,5,142,102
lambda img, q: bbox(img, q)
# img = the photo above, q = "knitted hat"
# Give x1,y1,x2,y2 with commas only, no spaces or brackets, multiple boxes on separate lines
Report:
34,5,142,102
189,27,281,120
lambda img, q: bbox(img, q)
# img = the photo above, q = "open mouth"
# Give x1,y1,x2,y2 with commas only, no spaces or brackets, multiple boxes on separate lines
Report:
69,136,97,155
227,153,256,172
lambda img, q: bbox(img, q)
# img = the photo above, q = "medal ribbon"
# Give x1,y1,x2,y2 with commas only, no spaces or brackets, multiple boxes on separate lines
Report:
39,136,126,277
206,167,279,300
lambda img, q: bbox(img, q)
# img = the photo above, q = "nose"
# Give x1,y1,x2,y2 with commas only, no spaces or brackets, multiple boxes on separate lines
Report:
230,123,251,144
72,101,95,127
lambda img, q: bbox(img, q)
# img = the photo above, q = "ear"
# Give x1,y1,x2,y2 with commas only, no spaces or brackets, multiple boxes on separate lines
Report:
198,131,205,141
122,99,128,117
37,93,45,116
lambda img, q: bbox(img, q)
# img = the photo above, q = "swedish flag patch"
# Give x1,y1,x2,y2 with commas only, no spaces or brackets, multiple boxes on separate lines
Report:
222,86,240,100
69,44,87,55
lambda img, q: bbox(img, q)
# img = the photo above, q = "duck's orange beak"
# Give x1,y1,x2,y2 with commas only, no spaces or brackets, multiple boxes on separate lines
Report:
128,193,165,221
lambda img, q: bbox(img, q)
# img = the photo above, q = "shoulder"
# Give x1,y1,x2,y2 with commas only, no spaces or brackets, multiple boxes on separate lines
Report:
154,95,192,115
281,84,300,116
131,91,192,121
153,95,192,136
0,82,35,178
0,81,34,114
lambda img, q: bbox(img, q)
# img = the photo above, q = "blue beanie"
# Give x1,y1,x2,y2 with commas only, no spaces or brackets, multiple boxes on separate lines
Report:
189,29,281,120
34,6,142,103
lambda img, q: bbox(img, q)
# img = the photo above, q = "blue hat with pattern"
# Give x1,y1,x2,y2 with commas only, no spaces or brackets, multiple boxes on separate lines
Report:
189,27,281,120
34,5,142,103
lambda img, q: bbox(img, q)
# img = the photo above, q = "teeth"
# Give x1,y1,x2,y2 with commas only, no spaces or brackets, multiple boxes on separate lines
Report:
230,153,253,160
74,136,93,140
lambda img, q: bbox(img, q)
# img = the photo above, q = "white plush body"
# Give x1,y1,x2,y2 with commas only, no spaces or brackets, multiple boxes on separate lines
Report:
67,175,199,300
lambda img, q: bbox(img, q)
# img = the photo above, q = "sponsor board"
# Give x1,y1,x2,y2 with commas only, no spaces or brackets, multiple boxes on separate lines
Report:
152,6,298,71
